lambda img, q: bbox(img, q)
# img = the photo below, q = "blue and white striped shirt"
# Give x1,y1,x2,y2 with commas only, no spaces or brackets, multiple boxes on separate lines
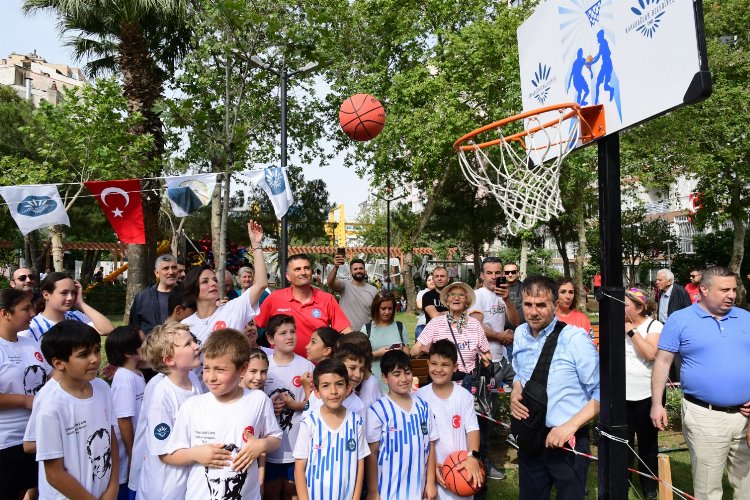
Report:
19,311,91,343
366,395,437,499
293,408,369,500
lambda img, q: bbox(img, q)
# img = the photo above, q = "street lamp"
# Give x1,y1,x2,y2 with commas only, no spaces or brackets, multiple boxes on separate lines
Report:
250,55,318,287
370,187,406,290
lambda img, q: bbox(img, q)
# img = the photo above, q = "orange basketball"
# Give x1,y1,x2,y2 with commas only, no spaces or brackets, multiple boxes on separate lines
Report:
441,450,485,497
339,94,386,141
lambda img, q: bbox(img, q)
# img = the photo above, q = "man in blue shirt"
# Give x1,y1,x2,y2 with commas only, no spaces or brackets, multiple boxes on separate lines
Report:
510,275,600,500
651,266,750,500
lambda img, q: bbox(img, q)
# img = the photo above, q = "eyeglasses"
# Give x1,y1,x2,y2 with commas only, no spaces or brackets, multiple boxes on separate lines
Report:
504,270,518,275
689,274,700,278
14,274,34,282
447,292,466,298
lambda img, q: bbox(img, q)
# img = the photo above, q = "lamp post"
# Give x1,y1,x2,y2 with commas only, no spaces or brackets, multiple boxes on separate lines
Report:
370,187,406,290
250,56,318,287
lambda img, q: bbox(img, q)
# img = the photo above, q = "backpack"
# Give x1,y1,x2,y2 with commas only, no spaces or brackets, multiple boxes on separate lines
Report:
365,321,406,345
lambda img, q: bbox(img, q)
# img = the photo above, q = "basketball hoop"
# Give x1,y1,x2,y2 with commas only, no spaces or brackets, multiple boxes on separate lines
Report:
453,103,604,235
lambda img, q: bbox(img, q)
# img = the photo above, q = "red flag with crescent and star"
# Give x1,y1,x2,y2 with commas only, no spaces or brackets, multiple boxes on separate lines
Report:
84,179,146,244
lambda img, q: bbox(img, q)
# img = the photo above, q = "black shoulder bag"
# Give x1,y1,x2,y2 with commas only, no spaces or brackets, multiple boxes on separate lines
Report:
510,321,567,454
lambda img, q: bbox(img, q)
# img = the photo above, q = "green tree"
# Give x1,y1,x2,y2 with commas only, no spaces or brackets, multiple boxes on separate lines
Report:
23,0,192,316
620,206,674,286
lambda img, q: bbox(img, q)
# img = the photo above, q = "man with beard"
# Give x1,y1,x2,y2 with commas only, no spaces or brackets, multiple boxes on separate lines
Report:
422,266,450,324
10,266,37,301
129,254,179,336
328,255,377,331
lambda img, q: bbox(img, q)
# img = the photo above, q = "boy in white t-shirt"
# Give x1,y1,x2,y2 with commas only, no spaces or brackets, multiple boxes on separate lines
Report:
366,349,438,500
36,320,119,499
335,332,381,408
293,359,370,499
105,326,146,499
417,340,483,500
163,328,282,500
128,322,203,500
262,314,315,498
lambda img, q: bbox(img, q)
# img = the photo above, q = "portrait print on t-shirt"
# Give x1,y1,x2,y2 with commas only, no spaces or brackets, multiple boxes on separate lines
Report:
86,427,113,481
23,364,48,394
205,443,246,500
268,387,295,431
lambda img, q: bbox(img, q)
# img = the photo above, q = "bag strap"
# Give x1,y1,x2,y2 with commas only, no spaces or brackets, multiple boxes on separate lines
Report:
396,321,405,344
365,322,372,338
529,321,567,387
645,319,654,334
447,321,469,373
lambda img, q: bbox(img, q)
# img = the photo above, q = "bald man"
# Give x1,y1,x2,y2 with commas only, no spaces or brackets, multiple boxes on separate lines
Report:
10,267,35,298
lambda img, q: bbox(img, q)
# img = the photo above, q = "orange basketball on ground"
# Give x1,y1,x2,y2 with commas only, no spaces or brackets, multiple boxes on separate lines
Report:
441,450,485,497
339,94,386,141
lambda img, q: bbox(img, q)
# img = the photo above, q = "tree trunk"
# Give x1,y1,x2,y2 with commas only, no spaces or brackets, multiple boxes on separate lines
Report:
49,225,65,272
216,172,231,300
211,169,223,276
574,210,588,310
473,241,481,287
81,250,101,284
728,211,747,307
520,238,529,279
550,223,571,277
23,232,47,276
403,166,453,314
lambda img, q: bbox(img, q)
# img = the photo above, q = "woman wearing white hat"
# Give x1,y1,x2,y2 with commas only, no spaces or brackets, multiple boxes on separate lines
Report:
411,281,492,380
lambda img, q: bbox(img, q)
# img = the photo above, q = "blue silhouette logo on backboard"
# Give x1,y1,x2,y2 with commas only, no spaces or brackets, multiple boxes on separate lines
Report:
530,63,554,104
18,196,58,217
264,167,286,196
567,49,592,106
628,0,666,39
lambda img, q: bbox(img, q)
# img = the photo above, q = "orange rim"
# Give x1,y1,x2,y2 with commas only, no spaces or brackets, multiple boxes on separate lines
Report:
453,103,604,152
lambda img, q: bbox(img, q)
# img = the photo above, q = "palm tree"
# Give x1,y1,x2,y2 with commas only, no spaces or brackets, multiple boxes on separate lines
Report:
23,0,191,318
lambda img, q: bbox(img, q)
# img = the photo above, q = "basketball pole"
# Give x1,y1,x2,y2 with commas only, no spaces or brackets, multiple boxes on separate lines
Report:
596,132,629,499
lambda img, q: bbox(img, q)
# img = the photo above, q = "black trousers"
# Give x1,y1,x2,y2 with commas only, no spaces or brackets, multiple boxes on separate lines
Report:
518,426,590,500
626,397,659,495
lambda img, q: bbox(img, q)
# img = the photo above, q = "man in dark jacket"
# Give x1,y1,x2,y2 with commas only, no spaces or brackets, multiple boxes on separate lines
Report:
129,254,180,335
655,269,691,322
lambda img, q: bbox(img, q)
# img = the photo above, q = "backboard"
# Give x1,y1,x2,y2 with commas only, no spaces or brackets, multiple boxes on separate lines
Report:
518,0,711,142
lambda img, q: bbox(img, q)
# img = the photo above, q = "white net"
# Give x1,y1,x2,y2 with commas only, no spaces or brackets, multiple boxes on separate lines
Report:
456,107,582,235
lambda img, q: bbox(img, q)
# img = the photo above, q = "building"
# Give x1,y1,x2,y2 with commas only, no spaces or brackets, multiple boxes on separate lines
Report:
0,51,85,106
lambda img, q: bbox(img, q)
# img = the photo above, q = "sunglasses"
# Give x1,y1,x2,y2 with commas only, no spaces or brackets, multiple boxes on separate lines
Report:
689,274,700,278
14,274,34,282
504,270,518,275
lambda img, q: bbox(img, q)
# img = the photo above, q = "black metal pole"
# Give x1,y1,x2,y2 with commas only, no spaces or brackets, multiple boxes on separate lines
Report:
386,198,391,290
279,71,288,287
596,132,628,499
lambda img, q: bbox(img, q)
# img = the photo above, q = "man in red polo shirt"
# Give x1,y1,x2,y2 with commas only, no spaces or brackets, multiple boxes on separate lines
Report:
255,253,352,358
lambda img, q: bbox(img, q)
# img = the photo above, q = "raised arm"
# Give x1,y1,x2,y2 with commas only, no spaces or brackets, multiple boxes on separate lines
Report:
74,281,115,335
326,254,344,292
247,220,269,307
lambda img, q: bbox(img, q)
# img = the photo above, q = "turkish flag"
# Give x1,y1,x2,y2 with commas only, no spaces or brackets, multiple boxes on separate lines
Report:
84,179,146,244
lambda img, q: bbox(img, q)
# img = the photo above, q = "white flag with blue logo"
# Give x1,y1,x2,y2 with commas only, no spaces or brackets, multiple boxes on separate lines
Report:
0,184,70,235
242,167,294,220
165,173,218,217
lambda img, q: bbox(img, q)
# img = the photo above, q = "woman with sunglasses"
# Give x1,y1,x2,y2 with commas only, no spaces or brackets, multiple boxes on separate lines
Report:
624,288,663,500
18,272,114,344
362,291,410,394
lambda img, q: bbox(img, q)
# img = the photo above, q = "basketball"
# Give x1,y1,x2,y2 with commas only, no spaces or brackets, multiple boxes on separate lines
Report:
441,450,485,497
339,94,386,141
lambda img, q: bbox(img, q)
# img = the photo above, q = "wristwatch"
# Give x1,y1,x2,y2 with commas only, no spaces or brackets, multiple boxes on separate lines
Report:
627,329,637,338
468,450,482,461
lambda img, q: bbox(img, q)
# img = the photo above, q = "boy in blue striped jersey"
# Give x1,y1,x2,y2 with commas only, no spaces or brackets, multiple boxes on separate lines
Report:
366,350,438,500
293,359,369,500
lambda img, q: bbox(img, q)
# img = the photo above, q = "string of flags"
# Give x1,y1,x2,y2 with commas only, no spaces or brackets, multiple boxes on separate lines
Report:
0,167,293,244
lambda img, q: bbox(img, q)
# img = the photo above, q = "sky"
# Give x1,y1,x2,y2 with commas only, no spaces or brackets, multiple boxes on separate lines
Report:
0,1,370,219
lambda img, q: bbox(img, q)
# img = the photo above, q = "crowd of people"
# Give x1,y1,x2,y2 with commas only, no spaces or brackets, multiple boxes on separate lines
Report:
1,222,749,500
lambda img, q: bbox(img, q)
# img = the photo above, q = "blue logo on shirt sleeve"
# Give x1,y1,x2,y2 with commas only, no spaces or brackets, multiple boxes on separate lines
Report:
154,423,171,440
347,438,356,452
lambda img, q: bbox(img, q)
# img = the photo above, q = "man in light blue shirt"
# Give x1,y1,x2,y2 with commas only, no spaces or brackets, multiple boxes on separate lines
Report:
510,275,600,500
651,266,750,500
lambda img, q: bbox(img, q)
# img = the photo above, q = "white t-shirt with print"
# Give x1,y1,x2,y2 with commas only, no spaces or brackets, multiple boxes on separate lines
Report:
292,408,370,500
36,378,115,500
0,335,52,449
417,384,480,500
264,353,315,463
18,310,93,343
626,319,664,401
24,377,59,496
111,367,146,485
166,389,282,500
366,395,438,499
181,287,260,345
129,372,203,499
469,287,508,362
